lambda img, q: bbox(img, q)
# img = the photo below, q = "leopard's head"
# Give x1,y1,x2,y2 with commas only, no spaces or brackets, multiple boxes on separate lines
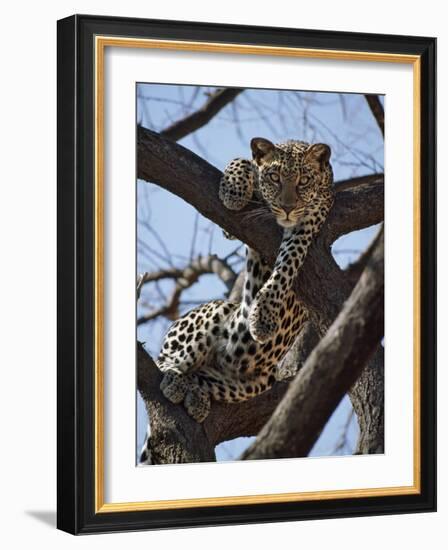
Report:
251,138,334,229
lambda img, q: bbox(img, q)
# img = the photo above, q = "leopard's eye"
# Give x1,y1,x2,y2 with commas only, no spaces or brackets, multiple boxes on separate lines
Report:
300,176,310,185
269,173,280,183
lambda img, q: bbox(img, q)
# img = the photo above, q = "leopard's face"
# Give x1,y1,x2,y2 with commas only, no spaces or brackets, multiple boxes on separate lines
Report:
251,138,334,229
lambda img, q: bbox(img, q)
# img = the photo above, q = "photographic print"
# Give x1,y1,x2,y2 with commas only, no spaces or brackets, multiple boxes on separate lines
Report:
136,84,384,465
58,16,435,533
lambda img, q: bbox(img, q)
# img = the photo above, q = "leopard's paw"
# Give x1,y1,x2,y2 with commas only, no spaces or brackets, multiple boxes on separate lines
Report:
248,298,276,344
160,371,188,404
219,158,254,211
184,386,211,423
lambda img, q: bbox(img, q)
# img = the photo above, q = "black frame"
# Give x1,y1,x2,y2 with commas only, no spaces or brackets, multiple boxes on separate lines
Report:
57,14,436,534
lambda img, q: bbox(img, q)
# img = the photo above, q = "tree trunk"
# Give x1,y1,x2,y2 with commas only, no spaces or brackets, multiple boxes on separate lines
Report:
350,346,384,454
138,343,216,463
242,230,384,459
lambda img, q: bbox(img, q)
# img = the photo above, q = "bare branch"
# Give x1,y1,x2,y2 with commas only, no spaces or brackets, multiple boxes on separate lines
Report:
332,408,356,454
138,267,184,284
160,88,243,141
242,229,384,460
364,94,385,136
137,254,237,325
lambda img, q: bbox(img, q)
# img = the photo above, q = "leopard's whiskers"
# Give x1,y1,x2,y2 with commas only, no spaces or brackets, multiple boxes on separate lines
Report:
244,197,265,207
243,207,272,222
243,205,267,215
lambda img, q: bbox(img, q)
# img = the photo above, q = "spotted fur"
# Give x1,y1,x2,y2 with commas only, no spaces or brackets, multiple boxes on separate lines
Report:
141,137,334,445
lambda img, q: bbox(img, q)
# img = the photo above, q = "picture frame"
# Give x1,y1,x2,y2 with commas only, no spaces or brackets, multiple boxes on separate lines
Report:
57,14,436,534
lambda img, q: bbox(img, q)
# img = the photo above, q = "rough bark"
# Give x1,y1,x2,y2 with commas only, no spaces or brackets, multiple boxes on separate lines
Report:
137,343,216,463
137,127,385,460
291,238,385,455
349,346,384,454
137,309,325,462
242,230,384,459
138,340,291,456
276,321,320,381
345,230,381,288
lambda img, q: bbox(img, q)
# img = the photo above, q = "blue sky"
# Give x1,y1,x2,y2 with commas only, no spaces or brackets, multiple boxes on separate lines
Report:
136,84,384,462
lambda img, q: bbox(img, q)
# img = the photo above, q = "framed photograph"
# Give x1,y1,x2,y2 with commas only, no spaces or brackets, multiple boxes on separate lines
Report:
57,15,436,534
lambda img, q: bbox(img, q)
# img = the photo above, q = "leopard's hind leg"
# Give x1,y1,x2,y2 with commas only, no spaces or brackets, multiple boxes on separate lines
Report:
159,371,210,423
156,300,236,421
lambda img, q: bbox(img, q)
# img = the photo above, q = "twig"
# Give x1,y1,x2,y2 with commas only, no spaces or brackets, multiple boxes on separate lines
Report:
137,254,238,325
364,94,385,136
190,212,200,260
160,88,243,141
332,407,356,454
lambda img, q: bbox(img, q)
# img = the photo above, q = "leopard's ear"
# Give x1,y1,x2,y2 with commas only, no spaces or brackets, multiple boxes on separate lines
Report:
251,137,276,165
305,143,331,168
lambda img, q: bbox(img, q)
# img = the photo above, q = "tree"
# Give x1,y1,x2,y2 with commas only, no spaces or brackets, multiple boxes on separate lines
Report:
136,86,384,463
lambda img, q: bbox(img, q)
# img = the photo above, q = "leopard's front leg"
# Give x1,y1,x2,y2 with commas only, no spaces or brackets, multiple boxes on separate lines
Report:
249,213,325,343
219,158,254,211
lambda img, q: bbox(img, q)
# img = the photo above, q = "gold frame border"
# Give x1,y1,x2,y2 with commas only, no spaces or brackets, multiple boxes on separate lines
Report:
94,36,422,514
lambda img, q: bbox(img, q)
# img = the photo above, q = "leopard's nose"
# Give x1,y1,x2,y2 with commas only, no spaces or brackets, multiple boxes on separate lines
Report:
282,205,295,216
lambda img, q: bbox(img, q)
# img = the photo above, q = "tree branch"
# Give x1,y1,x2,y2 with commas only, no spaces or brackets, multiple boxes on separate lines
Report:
160,88,243,141
344,226,383,288
137,125,384,256
364,94,385,136
137,254,237,325
138,341,286,453
333,172,383,192
350,344,384,454
137,343,216,463
241,229,384,460
324,178,383,243
137,321,319,450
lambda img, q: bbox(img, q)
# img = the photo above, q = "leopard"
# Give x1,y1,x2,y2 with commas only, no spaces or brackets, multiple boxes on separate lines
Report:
139,137,334,464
